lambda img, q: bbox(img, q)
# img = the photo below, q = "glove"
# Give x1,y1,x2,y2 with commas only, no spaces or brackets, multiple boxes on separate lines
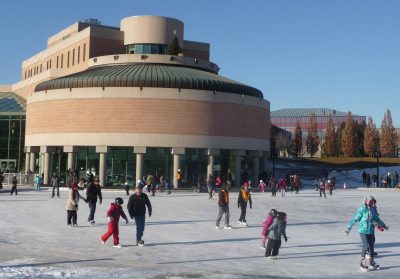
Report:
385,225,389,231
99,200,102,205
149,212,152,217
125,218,129,224
238,204,240,208
75,204,78,208
344,229,350,236
284,235,288,242
107,217,113,223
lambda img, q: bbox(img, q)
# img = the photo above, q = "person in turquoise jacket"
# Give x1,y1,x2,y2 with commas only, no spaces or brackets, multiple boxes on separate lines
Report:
34,174,42,191
345,195,388,271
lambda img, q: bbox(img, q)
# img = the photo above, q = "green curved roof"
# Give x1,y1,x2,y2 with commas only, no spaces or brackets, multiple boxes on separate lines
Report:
0,92,26,114
35,63,263,98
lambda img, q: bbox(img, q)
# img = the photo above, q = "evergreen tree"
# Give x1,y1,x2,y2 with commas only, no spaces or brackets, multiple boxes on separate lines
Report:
292,120,303,157
323,115,337,156
364,117,379,157
305,114,320,157
168,35,182,55
380,109,398,157
341,112,357,157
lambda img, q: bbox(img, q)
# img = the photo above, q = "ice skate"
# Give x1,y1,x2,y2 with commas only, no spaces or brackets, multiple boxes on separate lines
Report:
138,240,144,247
224,225,232,230
73,224,78,227
90,220,95,225
113,244,122,248
360,258,368,272
101,240,105,245
242,222,247,227
215,226,220,229
238,221,243,225
369,259,380,270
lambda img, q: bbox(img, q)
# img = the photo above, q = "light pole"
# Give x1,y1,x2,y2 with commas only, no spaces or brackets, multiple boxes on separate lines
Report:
376,141,380,188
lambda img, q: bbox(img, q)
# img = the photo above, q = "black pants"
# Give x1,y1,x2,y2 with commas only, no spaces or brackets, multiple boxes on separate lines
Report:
10,185,17,195
239,203,247,222
67,210,77,225
125,186,130,196
88,200,97,221
52,185,59,197
271,188,276,196
295,187,299,194
151,184,156,196
265,239,282,257
320,188,326,197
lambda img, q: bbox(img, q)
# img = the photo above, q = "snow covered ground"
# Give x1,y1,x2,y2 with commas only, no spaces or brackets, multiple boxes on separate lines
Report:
0,187,399,279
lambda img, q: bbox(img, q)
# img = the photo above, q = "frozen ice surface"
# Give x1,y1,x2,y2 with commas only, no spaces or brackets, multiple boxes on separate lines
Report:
0,187,399,278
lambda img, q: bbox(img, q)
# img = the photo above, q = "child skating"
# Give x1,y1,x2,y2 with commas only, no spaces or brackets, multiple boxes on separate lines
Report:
261,209,278,249
265,211,288,259
101,197,128,248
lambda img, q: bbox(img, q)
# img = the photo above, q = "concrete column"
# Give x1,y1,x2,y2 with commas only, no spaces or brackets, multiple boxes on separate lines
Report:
96,146,110,187
136,153,144,184
99,153,106,187
171,148,185,188
250,151,263,187
231,149,246,188
44,153,50,185
25,152,31,174
64,146,79,171
40,146,56,185
30,153,36,173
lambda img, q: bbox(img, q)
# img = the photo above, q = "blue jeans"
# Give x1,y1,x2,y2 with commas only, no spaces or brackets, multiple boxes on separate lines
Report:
135,216,146,242
360,233,374,258
88,200,97,221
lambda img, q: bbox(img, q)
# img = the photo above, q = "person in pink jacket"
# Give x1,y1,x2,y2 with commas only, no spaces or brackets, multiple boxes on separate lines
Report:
261,209,278,249
278,178,287,197
258,180,266,192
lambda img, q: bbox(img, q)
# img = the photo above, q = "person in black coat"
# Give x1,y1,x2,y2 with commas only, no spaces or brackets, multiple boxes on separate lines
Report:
127,185,152,246
10,175,17,195
86,178,103,224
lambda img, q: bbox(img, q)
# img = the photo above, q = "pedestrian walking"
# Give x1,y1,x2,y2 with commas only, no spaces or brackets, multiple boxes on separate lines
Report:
127,185,152,247
101,197,128,248
86,178,103,224
216,183,231,229
237,183,252,226
344,195,389,271
51,173,60,198
10,174,17,195
66,184,86,227
265,212,288,260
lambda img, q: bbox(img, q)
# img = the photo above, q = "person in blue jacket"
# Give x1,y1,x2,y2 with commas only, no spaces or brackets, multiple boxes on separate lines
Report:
344,195,388,271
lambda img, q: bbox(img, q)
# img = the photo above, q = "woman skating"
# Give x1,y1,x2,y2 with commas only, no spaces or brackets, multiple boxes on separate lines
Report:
66,184,86,227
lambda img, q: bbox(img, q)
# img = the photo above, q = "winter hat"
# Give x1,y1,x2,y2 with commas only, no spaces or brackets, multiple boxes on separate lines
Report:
270,209,278,216
115,197,124,206
260,180,263,183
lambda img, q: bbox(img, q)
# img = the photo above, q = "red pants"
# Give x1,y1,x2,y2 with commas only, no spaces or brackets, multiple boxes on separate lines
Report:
101,223,119,245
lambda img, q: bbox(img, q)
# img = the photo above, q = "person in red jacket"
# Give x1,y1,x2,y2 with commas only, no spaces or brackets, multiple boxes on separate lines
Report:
101,197,128,248
278,178,287,197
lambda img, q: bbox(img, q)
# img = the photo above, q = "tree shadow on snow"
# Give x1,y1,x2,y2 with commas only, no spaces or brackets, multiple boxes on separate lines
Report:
0,258,114,268
145,237,259,247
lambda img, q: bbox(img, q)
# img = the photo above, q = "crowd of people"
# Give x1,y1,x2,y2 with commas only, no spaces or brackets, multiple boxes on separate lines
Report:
362,170,399,188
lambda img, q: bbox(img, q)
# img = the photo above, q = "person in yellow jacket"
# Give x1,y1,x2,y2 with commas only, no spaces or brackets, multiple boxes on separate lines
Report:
237,183,252,226
176,169,183,188
216,183,232,229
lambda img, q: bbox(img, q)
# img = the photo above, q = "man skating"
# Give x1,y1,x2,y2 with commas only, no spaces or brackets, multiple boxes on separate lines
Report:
127,185,152,246
51,173,60,198
86,178,103,224
10,175,17,195
216,183,232,229
238,183,252,226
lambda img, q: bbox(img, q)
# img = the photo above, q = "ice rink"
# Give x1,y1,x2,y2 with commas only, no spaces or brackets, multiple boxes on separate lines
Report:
0,187,399,279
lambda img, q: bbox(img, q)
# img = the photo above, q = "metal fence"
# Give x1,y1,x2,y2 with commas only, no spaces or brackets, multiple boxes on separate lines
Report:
1,173,34,186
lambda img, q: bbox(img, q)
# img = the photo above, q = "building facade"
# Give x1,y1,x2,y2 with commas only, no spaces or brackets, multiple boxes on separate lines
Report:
4,16,270,187
271,108,366,157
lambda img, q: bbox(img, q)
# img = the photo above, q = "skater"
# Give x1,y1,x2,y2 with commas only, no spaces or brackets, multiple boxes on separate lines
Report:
51,173,60,198
127,184,152,246
34,174,42,191
0,171,4,189
258,180,266,193
293,174,301,194
269,176,277,197
86,178,103,224
237,183,252,226
216,183,232,229
10,175,17,195
101,197,128,248
362,171,367,185
207,174,214,199
176,169,183,188
344,195,389,271
66,183,86,227
124,182,130,196
265,212,288,259
226,169,233,189
319,179,326,198
278,177,287,197
366,198,380,259
146,172,156,196
261,209,278,249
328,180,334,196
165,178,172,195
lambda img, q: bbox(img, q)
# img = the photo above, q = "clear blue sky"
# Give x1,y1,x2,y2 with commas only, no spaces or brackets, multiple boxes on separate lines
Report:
0,0,399,126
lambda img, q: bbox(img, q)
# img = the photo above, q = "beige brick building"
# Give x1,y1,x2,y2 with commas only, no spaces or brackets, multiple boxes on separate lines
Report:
4,16,270,187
